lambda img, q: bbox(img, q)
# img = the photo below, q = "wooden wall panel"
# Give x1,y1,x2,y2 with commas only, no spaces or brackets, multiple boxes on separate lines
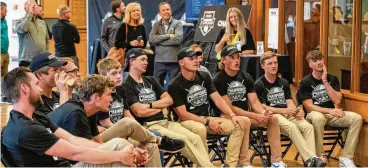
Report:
320,0,328,64
42,0,67,18
351,0,362,92
265,0,271,51
277,0,285,54
76,30,87,77
295,0,304,85
69,0,86,29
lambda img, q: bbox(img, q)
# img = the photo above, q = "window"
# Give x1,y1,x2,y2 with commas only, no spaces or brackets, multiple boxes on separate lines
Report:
360,0,368,93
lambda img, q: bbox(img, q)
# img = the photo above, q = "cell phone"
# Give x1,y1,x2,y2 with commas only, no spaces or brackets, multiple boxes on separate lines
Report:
137,36,143,42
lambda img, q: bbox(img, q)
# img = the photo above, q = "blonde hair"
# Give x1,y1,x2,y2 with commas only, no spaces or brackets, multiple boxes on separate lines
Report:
260,51,277,65
58,57,75,63
225,7,248,45
57,5,69,17
97,57,122,76
190,44,202,52
123,2,144,25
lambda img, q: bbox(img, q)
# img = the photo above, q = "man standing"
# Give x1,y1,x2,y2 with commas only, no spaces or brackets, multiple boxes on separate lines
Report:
15,0,49,67
299,50,363,167
254,52,326,167
101,0,125,53
1,2,9,79
53,5,80,67
122,48,214,167
149,2,183,87
169,47,250,167
212,46,287,168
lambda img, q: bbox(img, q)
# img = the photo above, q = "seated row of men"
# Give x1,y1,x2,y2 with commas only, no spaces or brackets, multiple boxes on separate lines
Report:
2,46,362,167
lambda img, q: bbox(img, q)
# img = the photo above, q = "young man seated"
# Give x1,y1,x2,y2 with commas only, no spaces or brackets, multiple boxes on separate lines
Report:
299,50,363,167
30,52,70,114
168,47,250,167
48,74,184,167
58,57,82,99
1,67,140,167
254,51,326,167
212,46,287,168
122,48,214,167
95,57,184,152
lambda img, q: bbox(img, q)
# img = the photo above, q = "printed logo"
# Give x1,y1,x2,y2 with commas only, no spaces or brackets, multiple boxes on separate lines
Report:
311,84,331,105
227,80,246,102
109,101,124,123
267,86,286,106
186,83,208,110
138,86,156,104
199,11,216,36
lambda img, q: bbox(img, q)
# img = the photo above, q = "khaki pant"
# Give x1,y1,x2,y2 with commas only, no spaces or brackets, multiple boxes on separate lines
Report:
181,116,251,167
146,119,214,167
275,114,316,161
251,115,282,163
1,53,9,77
75,138,132,167
100,118,161,167
306,111,363,159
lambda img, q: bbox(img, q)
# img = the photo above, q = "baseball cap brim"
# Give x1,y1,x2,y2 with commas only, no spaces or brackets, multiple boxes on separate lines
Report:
224,50,241,57
49,60,68,67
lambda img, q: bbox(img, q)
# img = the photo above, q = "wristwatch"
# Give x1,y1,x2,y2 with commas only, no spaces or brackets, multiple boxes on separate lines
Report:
205,119,210,126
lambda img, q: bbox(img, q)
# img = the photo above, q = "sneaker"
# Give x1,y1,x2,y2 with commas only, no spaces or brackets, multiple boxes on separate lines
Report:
339,157,356,168
158,136,184,153
307,156,327,167
271,161,287,168
221,164,229,168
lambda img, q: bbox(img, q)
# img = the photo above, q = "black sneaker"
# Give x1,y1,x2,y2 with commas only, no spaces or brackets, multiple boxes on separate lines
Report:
158,136,184,153
307,157,327,167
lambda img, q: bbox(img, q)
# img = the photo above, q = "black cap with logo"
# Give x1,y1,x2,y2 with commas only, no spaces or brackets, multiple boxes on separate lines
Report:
29,52,68,72
124,48,147,71
177,47,203,61
221,45,241,57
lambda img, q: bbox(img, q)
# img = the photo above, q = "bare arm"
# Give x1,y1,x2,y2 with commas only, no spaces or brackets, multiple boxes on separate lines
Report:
99,118,114,128
221,95,261,119
248,92,266,114
151,92,173,109
261,99,297,115
54,128,101,148
241,50,255,55
209,92,235,116
123,109,136,120
174,105,206,124
324,82,342,105
303,99,331,114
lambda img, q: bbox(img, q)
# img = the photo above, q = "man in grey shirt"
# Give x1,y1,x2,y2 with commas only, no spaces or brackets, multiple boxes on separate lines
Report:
100,0,125,53
149,2,183,87
15,0,49,67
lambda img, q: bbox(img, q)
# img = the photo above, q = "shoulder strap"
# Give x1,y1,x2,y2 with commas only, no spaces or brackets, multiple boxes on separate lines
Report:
125,23,128,43
230,32,240,45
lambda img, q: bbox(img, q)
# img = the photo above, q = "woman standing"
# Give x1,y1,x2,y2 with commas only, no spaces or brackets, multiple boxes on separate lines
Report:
215,7,255,60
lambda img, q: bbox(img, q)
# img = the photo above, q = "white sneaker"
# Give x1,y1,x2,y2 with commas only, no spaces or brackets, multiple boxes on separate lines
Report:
271,161,287,168
339,157,356,168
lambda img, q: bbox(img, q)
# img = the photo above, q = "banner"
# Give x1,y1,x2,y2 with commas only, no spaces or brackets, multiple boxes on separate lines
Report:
194,5,252,42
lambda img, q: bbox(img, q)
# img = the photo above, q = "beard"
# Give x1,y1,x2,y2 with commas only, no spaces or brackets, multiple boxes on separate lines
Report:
29,92,43,108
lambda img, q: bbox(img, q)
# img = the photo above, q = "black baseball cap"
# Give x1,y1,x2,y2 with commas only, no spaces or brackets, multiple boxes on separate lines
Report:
30,52,68,72
221,45,241,57
177,47,203,61
124,48,147,71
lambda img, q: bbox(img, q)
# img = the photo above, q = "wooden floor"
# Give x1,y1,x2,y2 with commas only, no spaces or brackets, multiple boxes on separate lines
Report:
0,103,340,167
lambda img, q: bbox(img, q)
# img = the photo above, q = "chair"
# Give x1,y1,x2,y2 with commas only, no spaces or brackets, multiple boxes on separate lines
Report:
207,134,228,164
294,92,347,160
1,127,17,167
163,152,192,167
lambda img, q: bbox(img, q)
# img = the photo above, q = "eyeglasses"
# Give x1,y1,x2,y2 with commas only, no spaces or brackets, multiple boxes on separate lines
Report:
66,68,79,75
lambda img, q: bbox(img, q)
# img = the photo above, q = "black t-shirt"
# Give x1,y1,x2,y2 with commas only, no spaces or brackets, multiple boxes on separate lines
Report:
48,99,99,140
122,75,165,124
213,70,255,111
3,110,71,167
254,75,292,108
168,71,217,116
299,74,340,108
37,91,60,115
215,27,256,51
96,86,129,124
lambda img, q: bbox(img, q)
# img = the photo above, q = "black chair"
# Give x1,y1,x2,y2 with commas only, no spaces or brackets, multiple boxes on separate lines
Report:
1,127,17,167
163,151,192,167
294,92,347,160
207,134,228,164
